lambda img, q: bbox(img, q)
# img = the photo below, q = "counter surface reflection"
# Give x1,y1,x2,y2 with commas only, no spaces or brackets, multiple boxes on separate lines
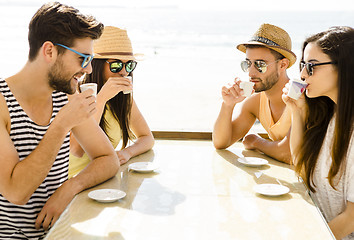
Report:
45,140,334,240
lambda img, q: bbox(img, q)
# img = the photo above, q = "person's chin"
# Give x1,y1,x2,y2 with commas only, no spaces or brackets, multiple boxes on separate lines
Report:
305,89,316,98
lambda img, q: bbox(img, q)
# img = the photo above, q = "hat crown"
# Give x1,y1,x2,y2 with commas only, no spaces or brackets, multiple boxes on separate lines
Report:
236,23,296,68
251,23,292,51
94,26,134,58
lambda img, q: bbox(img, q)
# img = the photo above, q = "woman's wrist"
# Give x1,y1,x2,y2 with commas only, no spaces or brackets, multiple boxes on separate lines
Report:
96,92,108,106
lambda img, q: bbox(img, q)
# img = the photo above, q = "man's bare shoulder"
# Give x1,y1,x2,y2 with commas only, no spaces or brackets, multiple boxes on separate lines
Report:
239,92,261,117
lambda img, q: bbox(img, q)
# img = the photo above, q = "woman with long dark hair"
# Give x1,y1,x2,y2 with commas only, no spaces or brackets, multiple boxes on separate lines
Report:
69,26,154,178
283,26,354,239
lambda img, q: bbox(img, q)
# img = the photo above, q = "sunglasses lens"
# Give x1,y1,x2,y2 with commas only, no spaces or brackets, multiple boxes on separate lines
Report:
126,61,137,73
82,55,93,68
241,60,250,72
110,61,123,73
300,62,305,72
254,61,267,73
306,64,313,76
300,62,313,76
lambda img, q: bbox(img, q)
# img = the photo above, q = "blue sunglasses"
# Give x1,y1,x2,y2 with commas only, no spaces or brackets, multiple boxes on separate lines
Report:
55,43,94,68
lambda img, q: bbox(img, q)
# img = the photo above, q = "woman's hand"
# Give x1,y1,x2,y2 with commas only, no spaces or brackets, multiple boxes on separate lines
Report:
97,77,133,103
282,82,307,114
117,149,132,165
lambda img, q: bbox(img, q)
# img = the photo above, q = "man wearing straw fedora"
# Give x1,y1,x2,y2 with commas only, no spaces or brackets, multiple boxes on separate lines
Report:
0,2,119,238
213,23,296,163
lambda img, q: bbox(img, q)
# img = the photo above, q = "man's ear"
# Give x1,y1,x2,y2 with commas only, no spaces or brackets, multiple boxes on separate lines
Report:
280,58,290,70
42,41,57,64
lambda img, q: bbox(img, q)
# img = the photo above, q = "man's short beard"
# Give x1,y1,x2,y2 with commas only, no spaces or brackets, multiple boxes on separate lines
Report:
48,59,75,94
254,68,279,92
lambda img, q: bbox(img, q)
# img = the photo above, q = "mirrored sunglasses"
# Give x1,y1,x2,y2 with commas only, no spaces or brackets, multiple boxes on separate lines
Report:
106,60,137,73
241,59,279,73
55,43,94,68
300,61,336,76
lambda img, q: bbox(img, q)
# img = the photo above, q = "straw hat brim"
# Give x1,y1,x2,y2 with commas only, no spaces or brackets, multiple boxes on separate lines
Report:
94,53,145,61
237,41,296,68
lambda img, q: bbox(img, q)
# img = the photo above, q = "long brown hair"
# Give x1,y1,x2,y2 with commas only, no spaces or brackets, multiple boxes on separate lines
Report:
84,59,135,149
296,26,354,192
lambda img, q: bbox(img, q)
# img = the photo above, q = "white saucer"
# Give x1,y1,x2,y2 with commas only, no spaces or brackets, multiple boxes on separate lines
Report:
254,184,290,197
128,162,158,173
238,157,268,167
88,189,126,203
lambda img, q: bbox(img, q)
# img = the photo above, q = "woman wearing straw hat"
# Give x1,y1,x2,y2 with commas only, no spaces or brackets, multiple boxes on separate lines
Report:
283,26,354,239
69,26,154,178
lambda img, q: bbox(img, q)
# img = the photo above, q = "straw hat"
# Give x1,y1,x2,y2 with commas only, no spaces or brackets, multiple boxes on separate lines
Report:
236,23,296,68
93,26,143,61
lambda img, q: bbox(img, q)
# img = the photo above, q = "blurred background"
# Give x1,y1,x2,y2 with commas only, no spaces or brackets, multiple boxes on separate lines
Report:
0,0,353,132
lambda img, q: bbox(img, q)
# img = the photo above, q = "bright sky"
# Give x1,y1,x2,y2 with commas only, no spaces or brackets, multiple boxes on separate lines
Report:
2,0,354,11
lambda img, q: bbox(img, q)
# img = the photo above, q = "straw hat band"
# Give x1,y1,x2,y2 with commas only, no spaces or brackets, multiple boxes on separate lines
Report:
96,52,134,56
250,36,280,47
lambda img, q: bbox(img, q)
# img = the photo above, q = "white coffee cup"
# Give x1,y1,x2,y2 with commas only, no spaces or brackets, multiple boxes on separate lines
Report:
80,83,97,97
288,79,308,100
123,76,132,94
239,81,255,97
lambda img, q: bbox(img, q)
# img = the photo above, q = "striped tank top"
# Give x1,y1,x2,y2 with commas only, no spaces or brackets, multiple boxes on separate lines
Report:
0,78,70,239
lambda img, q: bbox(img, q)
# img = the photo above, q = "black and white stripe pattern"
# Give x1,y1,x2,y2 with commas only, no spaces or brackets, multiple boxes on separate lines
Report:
0,78,70,239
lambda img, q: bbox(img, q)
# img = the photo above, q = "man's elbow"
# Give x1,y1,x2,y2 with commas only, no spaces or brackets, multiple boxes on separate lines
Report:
148,134,155,149
110,155,120,176
212,139,229,150
275,151,292,164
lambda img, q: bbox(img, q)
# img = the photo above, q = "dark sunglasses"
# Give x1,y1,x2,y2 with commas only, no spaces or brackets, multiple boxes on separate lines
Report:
55,43,94,68
106,60,137,73
241,59,279,73
300,61,337,76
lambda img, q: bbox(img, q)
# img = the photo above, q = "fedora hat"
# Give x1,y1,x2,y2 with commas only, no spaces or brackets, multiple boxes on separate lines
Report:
236,23,296,68
94,26,143,61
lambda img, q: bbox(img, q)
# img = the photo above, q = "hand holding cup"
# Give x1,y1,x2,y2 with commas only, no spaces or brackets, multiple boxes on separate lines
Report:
282,79,307,112
97,76,133,103
221,78,254,107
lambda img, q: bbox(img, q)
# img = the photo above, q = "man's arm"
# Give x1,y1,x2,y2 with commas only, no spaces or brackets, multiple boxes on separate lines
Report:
35,115,119,230
0,91,95,205
213,90,258,149
69,117,120,188
242,131,291,164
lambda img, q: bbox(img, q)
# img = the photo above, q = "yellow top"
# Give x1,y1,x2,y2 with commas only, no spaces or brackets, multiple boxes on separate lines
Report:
258,92,291,141
68,106,121,178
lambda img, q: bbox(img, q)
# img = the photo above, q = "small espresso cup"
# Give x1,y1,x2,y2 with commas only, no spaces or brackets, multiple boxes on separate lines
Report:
239,81,255,97
80,83,97,97
123,76,132,94
288,79,308,100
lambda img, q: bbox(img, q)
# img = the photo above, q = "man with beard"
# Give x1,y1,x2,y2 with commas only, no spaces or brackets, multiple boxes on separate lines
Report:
213,23,296,163
0,2,119,239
